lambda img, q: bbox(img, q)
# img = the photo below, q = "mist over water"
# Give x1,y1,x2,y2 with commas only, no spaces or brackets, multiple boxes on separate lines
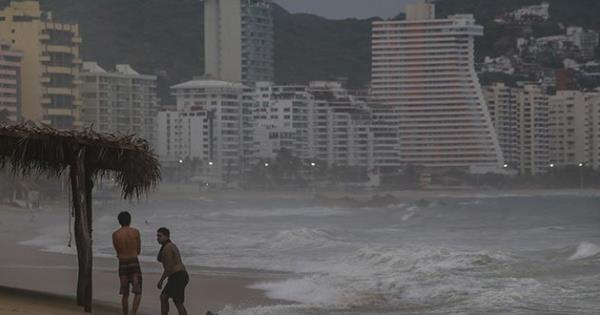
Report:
23,194,600,314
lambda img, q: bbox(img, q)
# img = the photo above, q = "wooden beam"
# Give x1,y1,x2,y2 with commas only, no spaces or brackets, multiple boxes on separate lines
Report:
70,147,93,312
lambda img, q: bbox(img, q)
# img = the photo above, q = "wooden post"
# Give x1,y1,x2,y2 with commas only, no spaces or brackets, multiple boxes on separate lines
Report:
70,147,93,312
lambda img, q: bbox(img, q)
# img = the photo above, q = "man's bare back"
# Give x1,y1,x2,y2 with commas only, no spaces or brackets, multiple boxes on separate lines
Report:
112,226,141,260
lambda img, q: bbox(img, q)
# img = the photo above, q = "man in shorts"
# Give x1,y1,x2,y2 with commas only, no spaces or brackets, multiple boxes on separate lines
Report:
112,211,142,315
156,227,189,315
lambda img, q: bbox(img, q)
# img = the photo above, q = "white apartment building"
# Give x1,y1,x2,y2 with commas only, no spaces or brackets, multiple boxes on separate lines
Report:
252,81,375,169
548,90,600,169
370,104,402,170
308,82,375,169
507,2,550,22
484,83,550,174
549,91,589,166
253,82,311,159
156,80,252,182
484,83,519,167
589,92,600,170
371,0,504,173
81,62,158,144
204,0,274,84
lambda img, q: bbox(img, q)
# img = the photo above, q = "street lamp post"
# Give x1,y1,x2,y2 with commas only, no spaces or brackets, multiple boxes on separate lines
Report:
310,162,317,193
549,163,555,188
264,162,270,189
578,163,584,190
178,159,184,183
207,161,214,189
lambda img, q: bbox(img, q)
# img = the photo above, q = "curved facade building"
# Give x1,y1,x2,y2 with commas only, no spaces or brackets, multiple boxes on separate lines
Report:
371,1,504,172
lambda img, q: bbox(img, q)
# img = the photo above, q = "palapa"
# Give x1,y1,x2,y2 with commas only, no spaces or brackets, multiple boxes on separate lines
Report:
0,121,161,312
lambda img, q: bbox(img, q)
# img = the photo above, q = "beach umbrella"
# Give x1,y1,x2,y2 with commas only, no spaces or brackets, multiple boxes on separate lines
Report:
0,122,160,312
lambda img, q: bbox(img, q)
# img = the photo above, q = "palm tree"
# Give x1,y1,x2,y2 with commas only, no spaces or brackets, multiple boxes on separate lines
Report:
0,122,160,312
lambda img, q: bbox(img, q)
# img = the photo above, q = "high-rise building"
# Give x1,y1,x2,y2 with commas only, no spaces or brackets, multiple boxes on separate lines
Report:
307,82,375,169
484,83,519,167
484,83,549,174
0,1,81,129
157,80,253,182
80,62,159,144
371,0,504,173
253,82,311,160
549,91,590,167
204,0,274,84
252,82,376,169
547,90,600,169
0,40,22,122
370,104,402,170
588,92,600,170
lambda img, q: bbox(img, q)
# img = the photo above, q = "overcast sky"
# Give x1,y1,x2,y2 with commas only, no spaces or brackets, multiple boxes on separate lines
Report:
273,0,416,19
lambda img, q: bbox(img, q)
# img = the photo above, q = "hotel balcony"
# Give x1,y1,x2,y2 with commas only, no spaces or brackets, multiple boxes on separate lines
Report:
46,108,74,116
45,87,73,95
45,45,73,54
45,66,72,74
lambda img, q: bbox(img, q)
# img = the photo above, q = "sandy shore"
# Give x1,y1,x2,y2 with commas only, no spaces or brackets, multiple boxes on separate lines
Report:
0,286,123,315
0,205,289,314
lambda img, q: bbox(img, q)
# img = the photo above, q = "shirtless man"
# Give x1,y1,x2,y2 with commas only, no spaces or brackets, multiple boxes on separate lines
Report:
156,227,189,315
112,211,142,315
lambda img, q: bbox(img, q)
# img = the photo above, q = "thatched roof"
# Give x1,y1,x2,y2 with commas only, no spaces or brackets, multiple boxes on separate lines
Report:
0,122,160,199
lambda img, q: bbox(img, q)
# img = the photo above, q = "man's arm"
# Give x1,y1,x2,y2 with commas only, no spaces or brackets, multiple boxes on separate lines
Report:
158,245,175,289
112,232,119,255
136,229,141,255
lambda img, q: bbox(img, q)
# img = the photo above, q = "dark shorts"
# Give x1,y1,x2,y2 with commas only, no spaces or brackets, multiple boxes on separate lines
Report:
118,258,142,295
162,270,189,303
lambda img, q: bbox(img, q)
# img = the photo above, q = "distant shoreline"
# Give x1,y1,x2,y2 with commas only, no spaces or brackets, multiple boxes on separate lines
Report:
150,184,600,201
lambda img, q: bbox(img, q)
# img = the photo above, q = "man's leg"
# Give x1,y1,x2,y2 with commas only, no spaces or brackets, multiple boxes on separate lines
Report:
132,293,142,315
131,275,142,315
160,294,170,315
121,294,129,315
174,301,187,315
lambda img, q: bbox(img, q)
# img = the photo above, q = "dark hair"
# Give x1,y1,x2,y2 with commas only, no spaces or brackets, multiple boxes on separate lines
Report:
157,227,170,238
117,211,131,226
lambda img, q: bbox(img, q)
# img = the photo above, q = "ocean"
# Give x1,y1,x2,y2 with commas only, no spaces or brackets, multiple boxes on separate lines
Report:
22,192,600,314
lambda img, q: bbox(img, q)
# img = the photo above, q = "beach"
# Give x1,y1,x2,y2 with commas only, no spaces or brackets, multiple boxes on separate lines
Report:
0,202,288,314
2,188,600,314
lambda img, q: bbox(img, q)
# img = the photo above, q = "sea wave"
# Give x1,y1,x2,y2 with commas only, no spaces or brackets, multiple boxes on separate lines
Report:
251,245,520,309
203,207,349,218
268,228,342,250
569,242,600,260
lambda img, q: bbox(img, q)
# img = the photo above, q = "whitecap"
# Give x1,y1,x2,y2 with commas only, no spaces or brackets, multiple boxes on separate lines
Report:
569,242,600,260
